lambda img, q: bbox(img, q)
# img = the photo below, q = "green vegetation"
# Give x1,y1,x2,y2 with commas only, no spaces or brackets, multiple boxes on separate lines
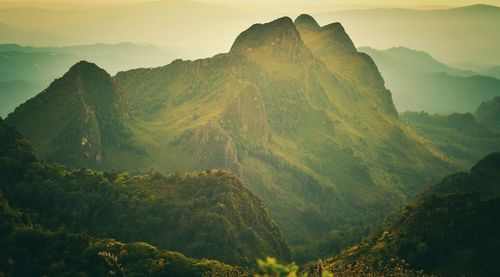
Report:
254,256,430,277
6,61,139,168
0,117,290,268
0,3,499,276
476,96,500,128
401,110,500,164
323,152,500,276
7,15,461,261
0,193,244,277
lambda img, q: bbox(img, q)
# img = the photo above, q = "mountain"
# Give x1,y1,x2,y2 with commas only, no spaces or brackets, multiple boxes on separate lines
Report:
360,47,476,77
360,47,500,113
1,3,498,66
0,43,174,117
0,43,174,76
5,61,139,168
0,116,290,267
476,96,500,129
482,65,500,79
7,16,457,259
452,62,500,79
295,14,389,93
314,5,500,65
323,152,500,276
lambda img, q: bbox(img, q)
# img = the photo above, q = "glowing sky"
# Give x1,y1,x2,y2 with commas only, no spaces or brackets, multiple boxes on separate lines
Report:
1,0,499,10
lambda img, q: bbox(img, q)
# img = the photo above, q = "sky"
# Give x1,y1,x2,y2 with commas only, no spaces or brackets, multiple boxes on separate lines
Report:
1,0,499,10
0,0,498,64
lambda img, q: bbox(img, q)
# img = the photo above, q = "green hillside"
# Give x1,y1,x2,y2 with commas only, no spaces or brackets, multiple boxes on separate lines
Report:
401,110,500,164
476,96,500,129
0,115,290,267
323,152,500,276
6,61,139,168
6,16,460,258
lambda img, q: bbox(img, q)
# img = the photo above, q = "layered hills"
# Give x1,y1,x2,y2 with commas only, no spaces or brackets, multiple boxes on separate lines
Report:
7,15,460,256
476,96,500,128
314,4,500,65
360,47,500,113
401,97,500,164
0,42,174,117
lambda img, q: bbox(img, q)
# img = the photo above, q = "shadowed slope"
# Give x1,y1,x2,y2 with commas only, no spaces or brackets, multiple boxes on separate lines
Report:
6,61,139,168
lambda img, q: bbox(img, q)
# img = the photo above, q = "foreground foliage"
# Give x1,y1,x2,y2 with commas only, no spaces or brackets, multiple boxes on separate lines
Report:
0,193,244,277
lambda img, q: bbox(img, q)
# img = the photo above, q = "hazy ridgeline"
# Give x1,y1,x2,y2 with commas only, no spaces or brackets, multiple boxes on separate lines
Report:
0,1,499,276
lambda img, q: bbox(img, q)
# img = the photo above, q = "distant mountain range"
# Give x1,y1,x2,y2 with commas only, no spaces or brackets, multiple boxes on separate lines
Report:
360,46,500,113
0,2,498,65
6,15,460,258
0,0,262,56
1,2,499,117
401,107,500,164
0,43,174,117
314,4,500,65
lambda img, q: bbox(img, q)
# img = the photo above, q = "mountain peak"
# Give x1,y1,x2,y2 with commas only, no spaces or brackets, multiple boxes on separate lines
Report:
230,16,295,51
320,22,357,54
6,61,131,167
451,4,500,12
67,60,110,77
230,17,311,62
472,152,500,174
294,14,320,31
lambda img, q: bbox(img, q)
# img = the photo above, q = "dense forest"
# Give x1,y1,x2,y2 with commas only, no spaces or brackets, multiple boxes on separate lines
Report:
0,117,287,275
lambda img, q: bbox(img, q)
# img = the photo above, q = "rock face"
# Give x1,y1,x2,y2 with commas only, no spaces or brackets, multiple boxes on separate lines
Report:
230,17,313,63
8,16,457,250
6,61,134,167
295,14,389,94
